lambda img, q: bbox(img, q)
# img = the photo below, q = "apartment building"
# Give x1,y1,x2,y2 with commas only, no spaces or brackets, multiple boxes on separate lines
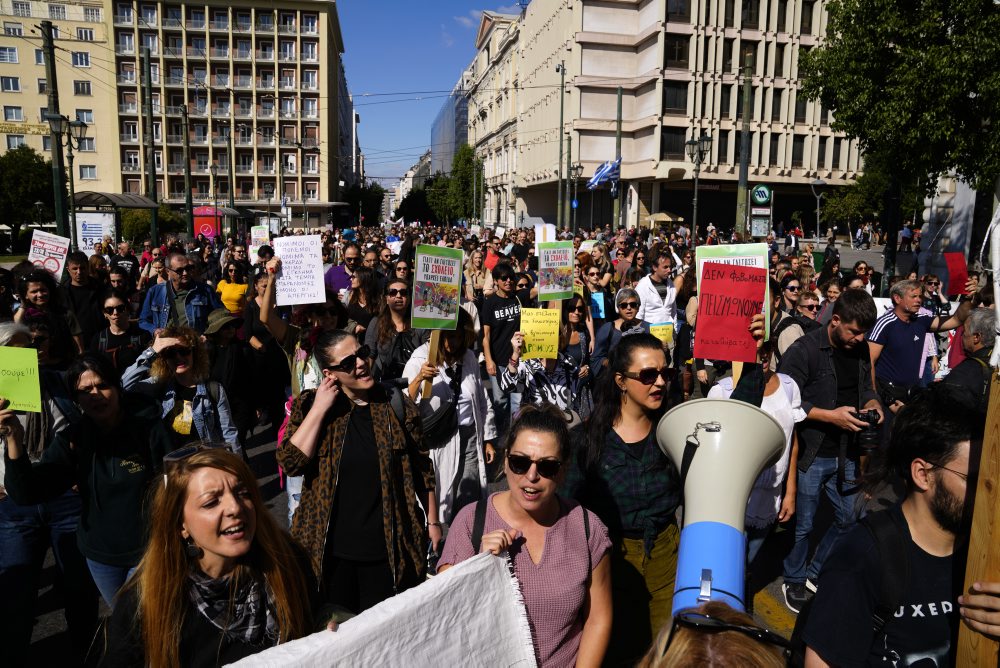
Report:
430,71,470,175
511,0,862,229
0,0,120,192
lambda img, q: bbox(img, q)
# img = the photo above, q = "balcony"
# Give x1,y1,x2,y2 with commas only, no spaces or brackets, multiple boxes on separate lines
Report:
279,77,296,89
301,138,319,148
121,162,141,173
163,46,183,57
301,52,318,63
190,74,208,86
257,22,275,32
211,48,229,59
164,75,185,86
302,109,318,120
169,191,187,200
235,165,254,174
118,103,138,114
279,109,298,119
212,136,229,146
234,136,254,146
302,23,318,35
117,73,137,85
259,166,276,175
120,133,139,143
190,135,208,144
164,105,184,116
115,44,135,56
232,76,252,89
113,14,134,25
301,81,318,91
257,79,276,90
256,51,275,61
210,20,228,31
233,50,252,62
278,52,296,62
192,164,209,173
187,47,207,58
166,134,183,143
189,106,208,117
234,22,252,33
163,18,182,29
213,76,229,87
258,108,275,119
278,24,297,34
167,163,184,173
235,193,257,201
186,20,206,30
234,108,253,119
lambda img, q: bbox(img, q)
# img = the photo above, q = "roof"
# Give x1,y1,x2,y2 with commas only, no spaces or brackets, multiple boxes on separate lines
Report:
73,191,159,209
475,11,519,50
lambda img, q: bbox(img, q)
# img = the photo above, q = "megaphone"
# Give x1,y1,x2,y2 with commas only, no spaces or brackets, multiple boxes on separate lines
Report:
656,398,785,615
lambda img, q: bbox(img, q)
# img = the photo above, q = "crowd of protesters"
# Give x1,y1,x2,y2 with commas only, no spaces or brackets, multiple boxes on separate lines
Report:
0,219,998,668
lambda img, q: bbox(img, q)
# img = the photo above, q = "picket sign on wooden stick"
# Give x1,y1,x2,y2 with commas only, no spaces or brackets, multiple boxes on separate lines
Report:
422,330,441,400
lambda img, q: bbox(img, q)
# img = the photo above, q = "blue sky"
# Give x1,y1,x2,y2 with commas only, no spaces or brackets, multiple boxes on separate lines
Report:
338,0,523,187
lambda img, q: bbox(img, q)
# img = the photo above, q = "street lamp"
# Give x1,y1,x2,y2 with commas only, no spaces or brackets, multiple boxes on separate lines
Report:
34,201,44,227
46,113,89,251
685,133,712,249
571,163,583,235
210,163,220,236
264,183,274,226
810,178,826,244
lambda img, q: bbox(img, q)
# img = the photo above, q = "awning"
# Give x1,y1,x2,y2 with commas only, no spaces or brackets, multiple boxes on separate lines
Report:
648,211,685,224
193,205,242,217
73,191,159,209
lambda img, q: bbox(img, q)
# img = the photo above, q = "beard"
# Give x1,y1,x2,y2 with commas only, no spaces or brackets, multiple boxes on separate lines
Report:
929,479,966,535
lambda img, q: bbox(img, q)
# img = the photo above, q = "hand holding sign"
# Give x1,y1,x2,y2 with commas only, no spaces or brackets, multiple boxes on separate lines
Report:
519,309,560,359
694,262,768,364
0,347,42,413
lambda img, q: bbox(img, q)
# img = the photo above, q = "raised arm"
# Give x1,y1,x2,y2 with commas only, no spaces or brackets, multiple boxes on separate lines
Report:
260,257,289,345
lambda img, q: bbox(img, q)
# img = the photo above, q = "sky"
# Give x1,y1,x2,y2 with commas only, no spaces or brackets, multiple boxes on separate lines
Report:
337,0,524,188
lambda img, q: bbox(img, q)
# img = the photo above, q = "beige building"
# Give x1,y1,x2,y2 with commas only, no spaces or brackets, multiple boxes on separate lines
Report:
0,0,352,230
512,0,862,230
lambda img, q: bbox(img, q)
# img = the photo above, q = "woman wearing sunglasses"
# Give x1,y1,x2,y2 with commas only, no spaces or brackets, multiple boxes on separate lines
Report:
95,448,315,667
90,289,151,374
365,278,430,386
122,326,240,453
3,353,173,609
438,404,613,668
592,289,651,380
215,261,249,315
563,333,681,666
278,330,439,614
779,274,802,315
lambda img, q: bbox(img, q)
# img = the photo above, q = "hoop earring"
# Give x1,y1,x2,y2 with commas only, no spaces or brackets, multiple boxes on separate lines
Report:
185,538,203,559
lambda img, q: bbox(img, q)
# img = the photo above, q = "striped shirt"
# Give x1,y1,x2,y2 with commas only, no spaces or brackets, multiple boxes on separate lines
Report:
868,310,933,386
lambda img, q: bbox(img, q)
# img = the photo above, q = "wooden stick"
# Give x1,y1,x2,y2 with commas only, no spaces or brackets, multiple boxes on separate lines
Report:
422,329,441,400
956,371,1000,666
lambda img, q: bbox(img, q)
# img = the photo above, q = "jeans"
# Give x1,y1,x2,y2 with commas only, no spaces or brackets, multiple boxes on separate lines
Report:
0,491,98,666
746,524,772,565
783,455,862,585
286,474,304,526
487,375,520,446
85,558,137,608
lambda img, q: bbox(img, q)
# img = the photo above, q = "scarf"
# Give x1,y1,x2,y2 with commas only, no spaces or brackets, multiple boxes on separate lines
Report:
187,569,278,646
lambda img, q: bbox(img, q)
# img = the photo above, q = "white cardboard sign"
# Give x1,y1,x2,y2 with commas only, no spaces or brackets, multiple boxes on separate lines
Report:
28,230,71,277
272,235,325,307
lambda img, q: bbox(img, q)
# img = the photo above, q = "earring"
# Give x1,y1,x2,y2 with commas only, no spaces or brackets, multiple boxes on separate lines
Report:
185,538,203,559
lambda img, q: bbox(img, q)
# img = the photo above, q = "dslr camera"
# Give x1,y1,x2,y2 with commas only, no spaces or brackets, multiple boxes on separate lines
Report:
855,409,881,450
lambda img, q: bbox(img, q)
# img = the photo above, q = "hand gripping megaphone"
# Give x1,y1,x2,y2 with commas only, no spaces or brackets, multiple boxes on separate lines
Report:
656,398,785,615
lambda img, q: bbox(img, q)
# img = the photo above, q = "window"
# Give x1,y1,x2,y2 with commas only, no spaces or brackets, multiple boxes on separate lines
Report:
800,1,815,34
4,106,24,121
76,109,94,123
38,106,47,120
42,135,51,150
141,5,156,24
722,38,735,72
817,137,827,169
301,42,317,61
664,35,689,70
776,0,789,31
768,133,780,166
0,47,18,63
49,4,67,19
79,165,97,180
84,6,102,22
74,80,92,95
666,0,690,22
303,98,318,118
720,83,733,116
771,89,782,122
794,95,807,123
37,79,46,94
661,128,686,160
742,0,760,26
833,137,843,169
736,86,758,118
12,1,30,18
663,82,688,113
72,52,91,67
302,14,318,32
5,22,23,36
305,154,318,173
718,129,730,163
791,135,805,166
6,134,28,149
1,76,20,92
724,0,734,27
77,28,95,41
35,48,44,64
78,137,95,151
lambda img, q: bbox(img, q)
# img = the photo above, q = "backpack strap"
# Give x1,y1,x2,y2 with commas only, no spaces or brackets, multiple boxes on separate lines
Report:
386,383,406,427
860,510,909,636
471,496,488,553
97,328,109,352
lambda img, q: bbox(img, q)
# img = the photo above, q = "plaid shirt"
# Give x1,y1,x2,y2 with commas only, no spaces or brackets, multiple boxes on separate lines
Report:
562,428,680,555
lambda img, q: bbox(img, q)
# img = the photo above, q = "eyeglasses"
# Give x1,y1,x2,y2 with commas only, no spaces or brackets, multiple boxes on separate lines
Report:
587,271,600,277
618,301,639,310
325,344,371,373
168,266,192,275
571,305,587,313
785,285,801,292
925,281,940,286
103,304,128,315
507,452,562,478
621,367,670,385
161,346,193,362
386,288,407,298
799,304,819,312
933,464,968,482
396,265,410,272
662,612,790,659
497,276,515,283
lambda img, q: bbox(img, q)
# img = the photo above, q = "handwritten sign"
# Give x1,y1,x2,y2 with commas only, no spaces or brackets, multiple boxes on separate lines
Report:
272,235,326,307
520,308,560,359
28,230,71,278
579,240,596,254
412,245,463,330
537,241,574,301
696,243,771,339
650,323,674,345
0,346,42,412
943,252,969,297
249,225,270,260
694,262,768,363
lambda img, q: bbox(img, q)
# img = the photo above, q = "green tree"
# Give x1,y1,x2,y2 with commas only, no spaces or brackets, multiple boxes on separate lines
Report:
425,174,452,223
120,205,186,242
343,181,387,226
0,146,57,252
395,187,437,224
448,144,482,221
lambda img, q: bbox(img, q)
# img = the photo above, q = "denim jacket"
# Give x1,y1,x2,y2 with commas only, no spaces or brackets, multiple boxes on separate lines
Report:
121,348,239,449
138,281,222,335
777,326,878,472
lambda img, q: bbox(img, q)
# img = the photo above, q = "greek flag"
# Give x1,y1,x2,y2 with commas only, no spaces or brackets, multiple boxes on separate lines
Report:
586,158,621,190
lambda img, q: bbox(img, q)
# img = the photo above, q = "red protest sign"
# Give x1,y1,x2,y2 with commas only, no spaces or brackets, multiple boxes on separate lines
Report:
943,252,969,297
694,262,768,363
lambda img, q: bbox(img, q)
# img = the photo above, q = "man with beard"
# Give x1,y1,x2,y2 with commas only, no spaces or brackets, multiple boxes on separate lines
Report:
801,386,984,666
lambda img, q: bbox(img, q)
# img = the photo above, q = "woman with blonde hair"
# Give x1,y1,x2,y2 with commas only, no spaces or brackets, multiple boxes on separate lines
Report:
95,447,315,667
463,248,490,305
590,243,614,290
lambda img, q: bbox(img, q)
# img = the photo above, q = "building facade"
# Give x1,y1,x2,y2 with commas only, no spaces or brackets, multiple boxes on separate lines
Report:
430,71,469,175
395,149,430,205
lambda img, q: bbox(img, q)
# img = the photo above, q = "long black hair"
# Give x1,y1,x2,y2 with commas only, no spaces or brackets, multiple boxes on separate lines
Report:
584,332,666,470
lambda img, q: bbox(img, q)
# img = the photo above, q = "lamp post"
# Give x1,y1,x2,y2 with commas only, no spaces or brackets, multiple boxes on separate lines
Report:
210,163,220,236
264,183,274,226
46,113,88,251
571,163,583,235
685,133,712,250
34,201,44,228
511,184,520,230
810,178,826,244
555,60,566,230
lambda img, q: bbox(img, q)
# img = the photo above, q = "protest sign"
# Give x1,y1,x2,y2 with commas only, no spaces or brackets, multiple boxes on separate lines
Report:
76,211,115,257
249,225,270,259
537,241,574,301
27,230,71,278
650,323,674,346
579,240,596,254
533,222,556,246
694,262,768,364
412,245,463,330
0,347,41,412
272,235,325,307
520,308,560,359
696,243,771,338
943,252,969,297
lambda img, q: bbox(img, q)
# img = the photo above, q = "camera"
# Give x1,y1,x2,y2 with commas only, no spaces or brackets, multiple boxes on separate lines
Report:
855,409,881,450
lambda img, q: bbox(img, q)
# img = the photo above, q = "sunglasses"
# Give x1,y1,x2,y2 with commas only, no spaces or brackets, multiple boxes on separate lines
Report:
162,442,230,485
785,285,801,292
497,276,515,283
168,266,193,275
663,612,790,659
621,367,670,385
161,346,193,361
396,265,410,272
571,305,587,313
587,271,600,277
925,281,940,286
325,344,371,373
507,452,562,479
386,288,407,297
800,304,819,312
618,301,639,310
103,304,128,315
517,283,529,289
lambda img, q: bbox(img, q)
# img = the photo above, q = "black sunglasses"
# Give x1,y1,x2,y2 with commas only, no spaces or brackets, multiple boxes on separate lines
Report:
618,301,639,310
103,304,128,315
507,452,562,479
325,344,371,373
663,612,790,659
517,282,529,289
785,285,801,292
168,266,193,275
621,367,670,385
800,304,819,312
386,288,407,298
161,346,193,362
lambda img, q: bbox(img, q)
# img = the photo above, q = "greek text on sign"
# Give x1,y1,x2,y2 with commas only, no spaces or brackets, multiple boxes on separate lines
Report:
272,235,326,307
28,230,71,278
694,262,768,363
520,308,560,359
751,207,771,216
412,245,463,331
537,241,574,301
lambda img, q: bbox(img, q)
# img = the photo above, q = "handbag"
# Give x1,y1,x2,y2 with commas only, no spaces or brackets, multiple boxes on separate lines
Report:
421,362,463,449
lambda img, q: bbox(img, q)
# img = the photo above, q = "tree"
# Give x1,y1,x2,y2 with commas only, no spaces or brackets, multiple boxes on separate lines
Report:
395,187,437,224
425,174,452,223
0,146,57,251
448,144,482,221
343,181,386,226
120,205,186,242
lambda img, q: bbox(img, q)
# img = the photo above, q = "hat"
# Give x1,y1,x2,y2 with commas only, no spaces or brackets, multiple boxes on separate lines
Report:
204,308,244,336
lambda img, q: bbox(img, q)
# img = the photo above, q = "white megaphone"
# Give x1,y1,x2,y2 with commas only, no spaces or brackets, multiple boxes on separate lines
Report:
656,398,785,615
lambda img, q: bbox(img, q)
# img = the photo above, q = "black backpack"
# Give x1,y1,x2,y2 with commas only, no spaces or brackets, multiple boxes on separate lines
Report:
788,509,909,666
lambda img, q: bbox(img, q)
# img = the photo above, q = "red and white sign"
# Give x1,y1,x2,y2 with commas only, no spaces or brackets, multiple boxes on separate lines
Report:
27,230,71,277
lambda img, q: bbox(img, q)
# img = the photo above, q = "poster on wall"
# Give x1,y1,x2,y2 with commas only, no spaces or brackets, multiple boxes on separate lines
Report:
193,206,221,239
76,211,116,256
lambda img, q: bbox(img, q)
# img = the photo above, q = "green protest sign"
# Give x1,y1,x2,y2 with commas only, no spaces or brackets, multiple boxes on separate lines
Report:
412,245,464,330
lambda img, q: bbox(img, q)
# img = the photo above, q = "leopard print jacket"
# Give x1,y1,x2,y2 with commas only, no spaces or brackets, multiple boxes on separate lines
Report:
277,385,434,592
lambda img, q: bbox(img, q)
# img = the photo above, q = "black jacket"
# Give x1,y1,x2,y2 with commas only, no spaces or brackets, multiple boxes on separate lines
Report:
943,346,993,415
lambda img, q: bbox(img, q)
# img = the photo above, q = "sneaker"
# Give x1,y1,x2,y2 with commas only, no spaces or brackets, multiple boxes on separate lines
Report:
782,582,810,614
806,578,818,594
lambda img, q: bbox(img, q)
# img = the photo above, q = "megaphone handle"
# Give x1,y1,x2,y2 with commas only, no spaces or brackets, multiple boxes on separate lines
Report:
698,569,713,603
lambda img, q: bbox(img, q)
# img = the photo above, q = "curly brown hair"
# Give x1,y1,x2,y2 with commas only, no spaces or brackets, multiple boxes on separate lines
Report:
151,326,210,383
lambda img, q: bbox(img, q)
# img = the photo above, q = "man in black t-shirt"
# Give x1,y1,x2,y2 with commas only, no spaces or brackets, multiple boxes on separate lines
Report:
508,230,530,269
481,263,522,442
61,251,103,347
802,388,989,666
110,241,140,285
